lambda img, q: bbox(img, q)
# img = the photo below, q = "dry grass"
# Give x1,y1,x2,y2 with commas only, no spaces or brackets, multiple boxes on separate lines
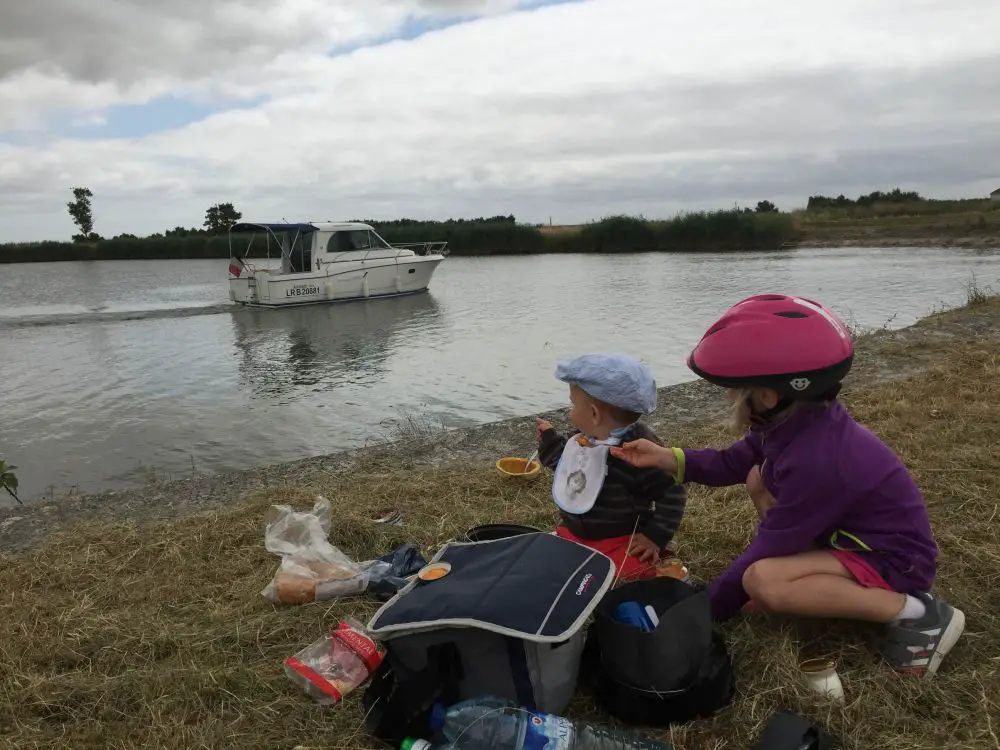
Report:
793,206,1000,242
537,224,583,236
2,313,1000,749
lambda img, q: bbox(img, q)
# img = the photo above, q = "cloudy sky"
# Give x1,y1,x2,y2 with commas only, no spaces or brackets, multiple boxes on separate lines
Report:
1,0,998,243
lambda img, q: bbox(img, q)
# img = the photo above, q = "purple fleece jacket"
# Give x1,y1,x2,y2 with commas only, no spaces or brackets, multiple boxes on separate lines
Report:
681,400,938,621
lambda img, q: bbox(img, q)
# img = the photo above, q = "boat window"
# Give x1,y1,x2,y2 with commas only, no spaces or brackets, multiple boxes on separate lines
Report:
349,230,372,250
369,231,391,249
326,231,376,253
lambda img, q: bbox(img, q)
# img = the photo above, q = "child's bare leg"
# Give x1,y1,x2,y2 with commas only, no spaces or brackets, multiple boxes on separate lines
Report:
746,465,774,521
743,550,906,622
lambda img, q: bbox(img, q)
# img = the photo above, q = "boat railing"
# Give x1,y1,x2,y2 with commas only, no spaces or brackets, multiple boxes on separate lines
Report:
392,241,450,257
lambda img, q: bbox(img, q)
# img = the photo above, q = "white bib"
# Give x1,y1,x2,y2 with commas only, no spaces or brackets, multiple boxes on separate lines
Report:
552,434,622,515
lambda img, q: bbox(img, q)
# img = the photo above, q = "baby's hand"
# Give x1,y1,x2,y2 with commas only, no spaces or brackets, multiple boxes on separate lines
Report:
535,417,554,441
628,533,661,564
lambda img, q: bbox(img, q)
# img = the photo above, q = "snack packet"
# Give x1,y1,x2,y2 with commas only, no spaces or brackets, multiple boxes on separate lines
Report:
284,619,384,705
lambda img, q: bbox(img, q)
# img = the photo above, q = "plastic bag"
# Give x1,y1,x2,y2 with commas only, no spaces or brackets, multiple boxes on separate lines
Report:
284,619,384,704
261,495,393,605
367,543,429,602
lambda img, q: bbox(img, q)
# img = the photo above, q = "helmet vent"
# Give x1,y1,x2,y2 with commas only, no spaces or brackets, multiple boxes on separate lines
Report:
774,311,808,318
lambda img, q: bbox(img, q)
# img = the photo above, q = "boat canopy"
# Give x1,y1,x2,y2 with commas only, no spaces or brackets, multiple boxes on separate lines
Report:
230,222,318,235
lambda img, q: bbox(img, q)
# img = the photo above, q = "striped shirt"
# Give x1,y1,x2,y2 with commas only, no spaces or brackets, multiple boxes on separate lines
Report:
538,422,687,549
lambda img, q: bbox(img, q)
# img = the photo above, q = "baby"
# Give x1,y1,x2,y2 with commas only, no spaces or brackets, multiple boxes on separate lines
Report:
535,353,686,581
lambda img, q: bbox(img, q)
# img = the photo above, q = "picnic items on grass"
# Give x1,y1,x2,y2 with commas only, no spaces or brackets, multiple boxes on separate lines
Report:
284,619,383,705
261,495,392,605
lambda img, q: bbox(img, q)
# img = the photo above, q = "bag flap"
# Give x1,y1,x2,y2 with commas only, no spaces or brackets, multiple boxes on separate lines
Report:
367,532,614,643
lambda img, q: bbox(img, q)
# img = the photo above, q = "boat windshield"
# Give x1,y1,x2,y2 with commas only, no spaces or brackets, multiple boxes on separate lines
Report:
326,230,392,253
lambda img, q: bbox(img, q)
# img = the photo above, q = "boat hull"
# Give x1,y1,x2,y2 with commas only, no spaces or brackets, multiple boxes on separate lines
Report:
229,255,444,307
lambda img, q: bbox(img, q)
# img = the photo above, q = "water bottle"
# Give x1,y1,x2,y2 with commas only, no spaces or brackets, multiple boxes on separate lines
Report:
404,696,672,749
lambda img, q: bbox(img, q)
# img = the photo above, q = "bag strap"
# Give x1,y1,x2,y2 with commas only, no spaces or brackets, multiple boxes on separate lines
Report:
504,637,537,710
363,643,464,746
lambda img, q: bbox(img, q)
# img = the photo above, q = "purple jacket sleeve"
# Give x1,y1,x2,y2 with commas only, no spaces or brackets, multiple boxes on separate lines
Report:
681,434,763,487
708,462,853,621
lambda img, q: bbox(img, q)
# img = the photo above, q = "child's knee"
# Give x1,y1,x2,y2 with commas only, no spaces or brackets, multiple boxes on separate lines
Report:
742,559,788,611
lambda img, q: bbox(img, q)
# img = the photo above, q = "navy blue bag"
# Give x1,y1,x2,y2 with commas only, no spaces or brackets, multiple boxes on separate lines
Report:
363,532,614,746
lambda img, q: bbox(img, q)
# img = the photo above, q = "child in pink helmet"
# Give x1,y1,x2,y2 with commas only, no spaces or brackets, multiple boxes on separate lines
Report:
611,294,964,678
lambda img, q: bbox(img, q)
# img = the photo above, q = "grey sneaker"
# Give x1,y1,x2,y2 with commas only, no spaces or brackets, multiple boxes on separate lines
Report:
880,592,965,678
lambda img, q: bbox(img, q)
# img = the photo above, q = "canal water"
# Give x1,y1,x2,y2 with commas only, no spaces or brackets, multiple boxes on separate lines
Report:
1,245,998,503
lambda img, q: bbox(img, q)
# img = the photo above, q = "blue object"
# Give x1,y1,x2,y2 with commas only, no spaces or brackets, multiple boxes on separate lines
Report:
613,601,655,632
432,696,673,749
429,703,447,731
555,353,657,415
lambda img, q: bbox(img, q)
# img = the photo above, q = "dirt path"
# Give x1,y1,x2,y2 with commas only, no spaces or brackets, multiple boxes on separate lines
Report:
2,297,998,555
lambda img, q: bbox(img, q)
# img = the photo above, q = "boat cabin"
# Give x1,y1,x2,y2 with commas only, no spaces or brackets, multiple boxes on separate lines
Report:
229,221,416,275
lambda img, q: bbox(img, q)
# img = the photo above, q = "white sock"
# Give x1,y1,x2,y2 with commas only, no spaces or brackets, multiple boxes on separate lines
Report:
892,594,927,623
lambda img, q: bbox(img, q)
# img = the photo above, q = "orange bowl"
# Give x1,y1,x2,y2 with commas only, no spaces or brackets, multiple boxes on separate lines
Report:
495,457,542,479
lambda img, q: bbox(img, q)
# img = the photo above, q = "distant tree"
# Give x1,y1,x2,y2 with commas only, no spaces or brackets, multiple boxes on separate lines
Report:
67,187,95,241
165,226,205,238
807,188,924,211
755,200,779,213
204,203,243,234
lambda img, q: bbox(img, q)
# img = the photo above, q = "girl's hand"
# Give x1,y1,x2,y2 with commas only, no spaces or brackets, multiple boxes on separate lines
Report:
610,439,677,471
535,417,554,441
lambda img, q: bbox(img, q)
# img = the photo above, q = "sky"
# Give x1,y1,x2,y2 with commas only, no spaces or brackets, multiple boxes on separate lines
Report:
1,0,999,243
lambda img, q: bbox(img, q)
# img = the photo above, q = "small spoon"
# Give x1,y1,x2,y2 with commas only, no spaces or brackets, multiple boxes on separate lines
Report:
522,450,539,474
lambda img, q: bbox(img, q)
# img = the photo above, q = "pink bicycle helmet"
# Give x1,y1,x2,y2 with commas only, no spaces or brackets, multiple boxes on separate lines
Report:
687,294,854,400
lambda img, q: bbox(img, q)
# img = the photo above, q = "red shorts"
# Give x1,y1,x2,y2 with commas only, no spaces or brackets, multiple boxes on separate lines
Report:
555,526,658,582
828,549,892,590
742,549,892,614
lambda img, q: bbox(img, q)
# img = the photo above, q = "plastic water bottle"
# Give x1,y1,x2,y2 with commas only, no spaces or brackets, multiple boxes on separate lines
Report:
402,696,672,749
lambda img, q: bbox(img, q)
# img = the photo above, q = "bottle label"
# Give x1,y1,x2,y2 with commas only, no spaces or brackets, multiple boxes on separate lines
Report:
582,725,668,749
522,711,575,750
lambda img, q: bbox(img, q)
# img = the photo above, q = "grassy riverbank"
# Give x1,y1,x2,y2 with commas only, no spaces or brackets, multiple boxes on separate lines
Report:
1,295,999,749
793,198,1000,248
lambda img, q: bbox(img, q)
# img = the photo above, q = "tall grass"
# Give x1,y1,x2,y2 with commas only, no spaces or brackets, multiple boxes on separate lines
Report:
964,273,993,306
0,212,794,264
576,211,794,252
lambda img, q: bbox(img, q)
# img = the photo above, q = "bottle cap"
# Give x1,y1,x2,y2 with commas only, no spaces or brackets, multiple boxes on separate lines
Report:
401,739,433,750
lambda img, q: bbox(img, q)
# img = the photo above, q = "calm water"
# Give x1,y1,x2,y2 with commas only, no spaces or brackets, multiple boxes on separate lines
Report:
2,247,998,504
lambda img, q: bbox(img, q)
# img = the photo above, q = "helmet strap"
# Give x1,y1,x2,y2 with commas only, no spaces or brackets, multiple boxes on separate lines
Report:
751,397,794,423
820,383,843,401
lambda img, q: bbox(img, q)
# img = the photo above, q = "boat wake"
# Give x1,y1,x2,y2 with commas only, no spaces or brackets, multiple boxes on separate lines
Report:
0,303,234,329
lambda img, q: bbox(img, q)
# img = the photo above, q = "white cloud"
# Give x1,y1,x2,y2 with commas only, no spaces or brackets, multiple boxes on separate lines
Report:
1,0,999,242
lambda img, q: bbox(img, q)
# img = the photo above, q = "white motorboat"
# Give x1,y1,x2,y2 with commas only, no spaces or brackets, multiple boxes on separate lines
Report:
227,221,447,307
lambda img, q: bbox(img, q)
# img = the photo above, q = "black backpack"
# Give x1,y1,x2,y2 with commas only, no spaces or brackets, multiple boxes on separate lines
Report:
584,576,735,726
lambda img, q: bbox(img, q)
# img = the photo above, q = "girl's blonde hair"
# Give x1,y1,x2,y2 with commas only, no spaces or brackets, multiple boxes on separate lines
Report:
727,387,756,433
